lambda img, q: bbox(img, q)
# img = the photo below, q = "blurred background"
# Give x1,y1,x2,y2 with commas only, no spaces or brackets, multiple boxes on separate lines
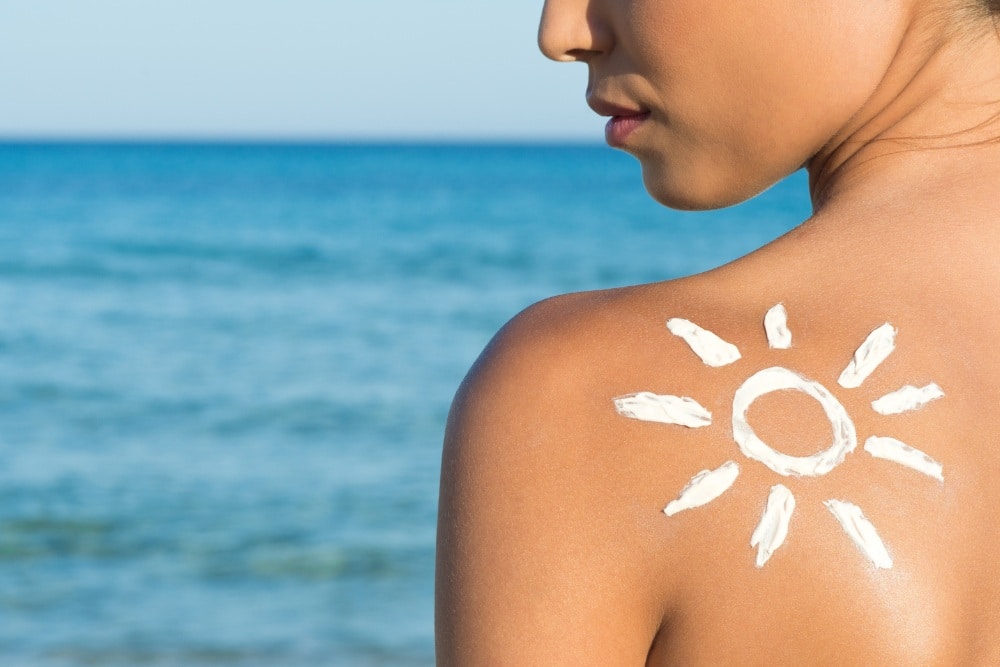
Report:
0,1,810,665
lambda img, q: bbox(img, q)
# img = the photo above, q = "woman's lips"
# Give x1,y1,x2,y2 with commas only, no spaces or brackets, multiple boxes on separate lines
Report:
605,112,651,147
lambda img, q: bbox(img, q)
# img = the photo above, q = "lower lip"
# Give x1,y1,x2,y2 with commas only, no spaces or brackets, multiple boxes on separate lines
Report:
605,112,650,147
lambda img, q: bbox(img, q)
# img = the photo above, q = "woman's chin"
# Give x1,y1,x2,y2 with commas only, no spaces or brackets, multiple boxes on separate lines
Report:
639,159,778,212
641,167,742,212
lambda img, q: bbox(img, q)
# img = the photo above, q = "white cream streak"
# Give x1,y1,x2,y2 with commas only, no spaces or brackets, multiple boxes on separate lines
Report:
871,383,944,415
750,484,795,567
664,461,740,517
764,304,792,349
613,392,712,428
824,499,893,569
666,318,742,368
865,436,944,481
732,367,857,477
838,323,896,389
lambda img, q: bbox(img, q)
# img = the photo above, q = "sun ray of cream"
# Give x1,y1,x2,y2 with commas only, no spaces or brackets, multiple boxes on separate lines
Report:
871,383,944,415
838,323,896,389
824,499,893,569
764,304,792,349
864,436,944,481
750,484,795,567
664,461,740,516
666,318,742,367
613,392,712,428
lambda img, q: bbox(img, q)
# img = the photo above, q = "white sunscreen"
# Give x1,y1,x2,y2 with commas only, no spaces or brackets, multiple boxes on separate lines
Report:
824,499,893,569
872,383,944,415
750,484,795,567
613,392,712,428
616,306,944,571
764,304,792,349
732,366,857,477
838,323,896,389
666,318,741,367
865,436,943,481
664,461,740,517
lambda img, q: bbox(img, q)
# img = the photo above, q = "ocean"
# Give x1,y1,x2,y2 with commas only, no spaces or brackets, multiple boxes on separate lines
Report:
0,142,811,665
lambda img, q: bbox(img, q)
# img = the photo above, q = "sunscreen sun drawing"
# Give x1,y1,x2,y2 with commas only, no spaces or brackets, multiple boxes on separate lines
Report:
613,304,945,569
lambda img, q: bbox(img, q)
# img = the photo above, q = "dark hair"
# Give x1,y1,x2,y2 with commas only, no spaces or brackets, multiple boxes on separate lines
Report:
988,0,1000,13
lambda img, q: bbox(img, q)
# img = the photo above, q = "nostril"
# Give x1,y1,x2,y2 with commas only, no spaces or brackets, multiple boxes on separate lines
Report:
537,33,604,63
537,26,576,62
565,48,599,62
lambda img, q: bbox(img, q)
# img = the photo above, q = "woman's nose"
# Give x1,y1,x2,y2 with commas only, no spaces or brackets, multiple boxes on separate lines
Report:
538,0,612,63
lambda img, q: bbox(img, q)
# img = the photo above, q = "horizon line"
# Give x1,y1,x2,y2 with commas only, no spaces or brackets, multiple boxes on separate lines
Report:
0,135,606,147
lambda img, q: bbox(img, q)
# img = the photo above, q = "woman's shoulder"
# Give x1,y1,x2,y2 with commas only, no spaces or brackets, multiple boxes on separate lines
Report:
444,279,731,472
438,262,1000,664
437,276,755,663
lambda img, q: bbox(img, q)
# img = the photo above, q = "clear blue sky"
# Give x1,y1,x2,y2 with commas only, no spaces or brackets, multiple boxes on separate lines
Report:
0,0,600,140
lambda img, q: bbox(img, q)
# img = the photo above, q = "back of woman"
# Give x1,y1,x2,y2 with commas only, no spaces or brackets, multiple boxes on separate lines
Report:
436,0,1000,664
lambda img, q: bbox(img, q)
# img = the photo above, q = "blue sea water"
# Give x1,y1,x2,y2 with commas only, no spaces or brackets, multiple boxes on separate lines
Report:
0,142,811,666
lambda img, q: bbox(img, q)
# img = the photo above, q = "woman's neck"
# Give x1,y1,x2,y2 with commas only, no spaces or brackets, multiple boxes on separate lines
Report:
808,13,1000,216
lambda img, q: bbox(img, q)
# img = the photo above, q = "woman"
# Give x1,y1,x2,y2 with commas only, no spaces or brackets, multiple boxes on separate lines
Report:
437,0,1000,663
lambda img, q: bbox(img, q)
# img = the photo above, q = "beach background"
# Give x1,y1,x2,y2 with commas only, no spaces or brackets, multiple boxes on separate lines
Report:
0,3,812,666
0,142,809,666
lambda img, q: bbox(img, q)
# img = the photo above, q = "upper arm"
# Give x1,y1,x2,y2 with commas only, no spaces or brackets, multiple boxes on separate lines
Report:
435,297,665,666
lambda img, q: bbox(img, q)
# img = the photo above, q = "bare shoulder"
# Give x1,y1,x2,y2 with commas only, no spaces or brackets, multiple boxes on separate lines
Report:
436,285,676,665
435,279,753,665
437,263,1000,665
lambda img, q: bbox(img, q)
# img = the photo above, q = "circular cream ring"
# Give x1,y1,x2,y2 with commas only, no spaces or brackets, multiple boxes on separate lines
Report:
732,366,857,477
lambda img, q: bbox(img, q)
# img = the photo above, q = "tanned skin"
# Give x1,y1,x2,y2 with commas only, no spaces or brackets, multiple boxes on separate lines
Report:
437,1,1000,664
